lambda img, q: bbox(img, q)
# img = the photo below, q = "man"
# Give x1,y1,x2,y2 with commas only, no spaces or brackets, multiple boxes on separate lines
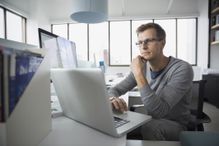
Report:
108,23,193,141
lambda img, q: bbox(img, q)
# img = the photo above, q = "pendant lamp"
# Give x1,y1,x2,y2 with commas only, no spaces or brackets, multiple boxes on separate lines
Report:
70,0,108,23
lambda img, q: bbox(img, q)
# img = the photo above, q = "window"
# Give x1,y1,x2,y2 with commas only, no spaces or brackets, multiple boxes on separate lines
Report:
0,7,26,42
6,11,23,42
110,21,130,65
154,19,176,57
177,19,197,65
52,24,68,39
89,22,108,65
132,20,153,60
69,23,88,61
52,18,197,66
0,7,4,38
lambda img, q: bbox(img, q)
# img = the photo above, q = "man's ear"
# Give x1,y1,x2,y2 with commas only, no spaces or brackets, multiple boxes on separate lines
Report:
160,39,166,51
161,39,166,46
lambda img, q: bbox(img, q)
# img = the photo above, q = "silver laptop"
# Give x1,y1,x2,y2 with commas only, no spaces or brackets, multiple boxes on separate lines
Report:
50,68,151,137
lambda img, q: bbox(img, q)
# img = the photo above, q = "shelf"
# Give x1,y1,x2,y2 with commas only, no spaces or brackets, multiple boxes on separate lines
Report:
211,40,219,45
211,24,219,30
0,39,51,146
211,7,219,14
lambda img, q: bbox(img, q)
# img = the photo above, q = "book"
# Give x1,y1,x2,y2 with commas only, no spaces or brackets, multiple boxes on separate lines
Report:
215,30,219,41
8,52,16,115
2,46,44,117
212,16,216,26
212,0,219,10
28,55,43,81
12,51,43,115
0,45,45,119
216,15,219,25
14,52,29,113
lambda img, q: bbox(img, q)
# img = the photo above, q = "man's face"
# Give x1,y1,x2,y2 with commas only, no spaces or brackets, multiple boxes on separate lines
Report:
137,28,165,61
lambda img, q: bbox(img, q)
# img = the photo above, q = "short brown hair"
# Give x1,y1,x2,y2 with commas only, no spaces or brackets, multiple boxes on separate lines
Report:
136,23,166,40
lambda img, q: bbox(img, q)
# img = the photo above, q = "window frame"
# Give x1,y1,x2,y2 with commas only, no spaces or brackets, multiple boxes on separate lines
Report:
0,6,27,43
51,17,198,66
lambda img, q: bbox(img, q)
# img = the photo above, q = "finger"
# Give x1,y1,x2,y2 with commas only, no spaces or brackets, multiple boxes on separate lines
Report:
140,57,147,63
119,98,128,111
115,98,125,112
111,99,120,110
110,97,117,109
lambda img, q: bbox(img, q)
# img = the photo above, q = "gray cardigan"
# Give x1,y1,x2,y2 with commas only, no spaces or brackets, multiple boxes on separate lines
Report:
108,57,194,125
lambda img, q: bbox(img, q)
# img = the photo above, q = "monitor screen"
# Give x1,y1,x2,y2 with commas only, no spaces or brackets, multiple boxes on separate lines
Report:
38,28,78,69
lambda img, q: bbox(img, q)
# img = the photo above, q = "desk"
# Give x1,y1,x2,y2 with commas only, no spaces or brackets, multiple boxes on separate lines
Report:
38,116,180,146
38,116,126,146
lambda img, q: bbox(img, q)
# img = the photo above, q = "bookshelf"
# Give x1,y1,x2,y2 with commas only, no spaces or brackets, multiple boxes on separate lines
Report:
210,0,219,44
211,23,219,30
211,40,219,45
0,39,51,146
208,0,219,68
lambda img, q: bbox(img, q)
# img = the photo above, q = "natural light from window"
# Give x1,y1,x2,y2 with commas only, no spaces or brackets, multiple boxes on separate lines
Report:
52,24,67,39
89,22,108,66
69,23,88,61
110,21,131,65
52,18,197,66
0,8,4,38
154,19,176,58
6,11,22,42
177,19,196,64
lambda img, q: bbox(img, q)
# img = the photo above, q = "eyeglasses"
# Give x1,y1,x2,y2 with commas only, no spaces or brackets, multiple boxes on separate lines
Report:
136,38,162,47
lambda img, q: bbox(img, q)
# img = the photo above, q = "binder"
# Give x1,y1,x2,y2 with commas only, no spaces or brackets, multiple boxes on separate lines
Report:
0,39,51,146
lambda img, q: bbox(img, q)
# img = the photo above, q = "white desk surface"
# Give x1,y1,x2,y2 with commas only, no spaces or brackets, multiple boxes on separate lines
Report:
38,116,180,146
38,116,126,146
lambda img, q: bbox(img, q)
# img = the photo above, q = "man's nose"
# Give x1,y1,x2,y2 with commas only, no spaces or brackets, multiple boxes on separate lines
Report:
141,45,148,50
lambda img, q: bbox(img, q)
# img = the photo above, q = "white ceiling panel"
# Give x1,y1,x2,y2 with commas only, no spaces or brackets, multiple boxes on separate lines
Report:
0,0,200,22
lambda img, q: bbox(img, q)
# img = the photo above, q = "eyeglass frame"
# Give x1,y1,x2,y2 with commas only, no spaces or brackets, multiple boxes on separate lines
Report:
135,38,163,47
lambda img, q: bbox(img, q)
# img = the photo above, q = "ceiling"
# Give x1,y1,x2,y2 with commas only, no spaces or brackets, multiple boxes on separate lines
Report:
0,0,199,22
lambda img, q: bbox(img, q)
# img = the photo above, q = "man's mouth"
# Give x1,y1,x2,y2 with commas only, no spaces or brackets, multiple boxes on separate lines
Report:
141,52,151,55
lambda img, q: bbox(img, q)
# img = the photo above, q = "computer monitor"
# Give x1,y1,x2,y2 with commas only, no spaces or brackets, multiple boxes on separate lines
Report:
38,28,58,48
38,28,78,69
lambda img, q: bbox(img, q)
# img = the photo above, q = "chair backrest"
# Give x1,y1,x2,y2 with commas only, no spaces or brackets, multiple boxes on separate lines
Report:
190,80,206,119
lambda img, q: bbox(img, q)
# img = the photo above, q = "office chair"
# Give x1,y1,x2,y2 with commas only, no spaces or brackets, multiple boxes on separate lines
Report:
187,80,211,131
128,80,211,139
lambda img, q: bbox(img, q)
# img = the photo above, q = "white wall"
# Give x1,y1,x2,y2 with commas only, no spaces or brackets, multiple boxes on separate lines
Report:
197,0,209,70
25,0,51,46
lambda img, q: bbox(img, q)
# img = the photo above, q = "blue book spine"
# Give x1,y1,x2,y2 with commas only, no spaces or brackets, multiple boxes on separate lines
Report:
15,53,30,106
9,52,43,115
0,47,44,119
9,53,17,115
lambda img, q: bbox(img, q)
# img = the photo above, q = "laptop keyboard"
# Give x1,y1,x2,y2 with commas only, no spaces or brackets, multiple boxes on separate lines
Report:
113,116,130,128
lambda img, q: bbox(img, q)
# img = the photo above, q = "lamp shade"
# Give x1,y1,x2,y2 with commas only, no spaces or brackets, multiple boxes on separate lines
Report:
70,0,108,23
